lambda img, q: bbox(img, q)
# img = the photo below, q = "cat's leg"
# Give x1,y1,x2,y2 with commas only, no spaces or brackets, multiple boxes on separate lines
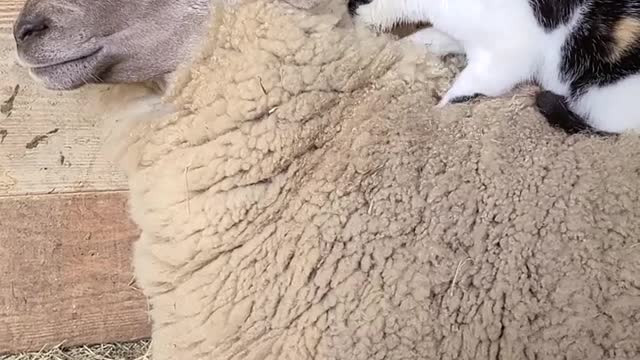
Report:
406,27,465,56
349,0,403,31
438,47,530,106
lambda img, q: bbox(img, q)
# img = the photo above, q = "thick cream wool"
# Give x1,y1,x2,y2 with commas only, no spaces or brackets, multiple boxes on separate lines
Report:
106,0,640,359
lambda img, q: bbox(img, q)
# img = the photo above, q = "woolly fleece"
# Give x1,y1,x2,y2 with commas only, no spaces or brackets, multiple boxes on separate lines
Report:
107,0,640,359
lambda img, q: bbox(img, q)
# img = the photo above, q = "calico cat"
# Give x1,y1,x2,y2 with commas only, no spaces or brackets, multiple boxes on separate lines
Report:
349,0,640,134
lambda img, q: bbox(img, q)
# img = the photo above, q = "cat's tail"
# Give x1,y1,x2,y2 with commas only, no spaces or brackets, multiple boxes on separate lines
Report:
534,90,612,136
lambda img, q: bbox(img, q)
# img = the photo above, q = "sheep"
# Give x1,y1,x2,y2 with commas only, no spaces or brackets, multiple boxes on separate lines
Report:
14,0,640,358
96,0,640,359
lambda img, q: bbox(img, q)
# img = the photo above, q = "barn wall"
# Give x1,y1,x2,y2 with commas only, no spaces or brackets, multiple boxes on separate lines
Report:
0,1,149,353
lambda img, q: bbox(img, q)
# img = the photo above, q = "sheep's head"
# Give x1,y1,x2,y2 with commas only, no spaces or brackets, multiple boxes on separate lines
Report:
13,0,210,91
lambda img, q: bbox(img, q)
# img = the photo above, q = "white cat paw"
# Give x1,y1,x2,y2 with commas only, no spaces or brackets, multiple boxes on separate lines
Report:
406,27,465,56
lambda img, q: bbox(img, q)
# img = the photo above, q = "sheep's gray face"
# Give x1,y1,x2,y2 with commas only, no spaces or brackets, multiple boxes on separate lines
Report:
13,0,210,90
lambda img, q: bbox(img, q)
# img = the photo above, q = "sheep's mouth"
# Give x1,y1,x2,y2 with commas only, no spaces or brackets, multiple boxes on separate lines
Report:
27,47,103,69
25,48,107,90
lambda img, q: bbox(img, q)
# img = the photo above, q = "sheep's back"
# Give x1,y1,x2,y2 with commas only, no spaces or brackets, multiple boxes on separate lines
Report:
109,1,640,359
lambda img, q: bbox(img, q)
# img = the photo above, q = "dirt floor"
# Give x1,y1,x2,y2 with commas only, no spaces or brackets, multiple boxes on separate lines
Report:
0,340,150,360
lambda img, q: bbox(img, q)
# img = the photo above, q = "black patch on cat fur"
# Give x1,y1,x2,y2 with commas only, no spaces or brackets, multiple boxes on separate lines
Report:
528,0,588,30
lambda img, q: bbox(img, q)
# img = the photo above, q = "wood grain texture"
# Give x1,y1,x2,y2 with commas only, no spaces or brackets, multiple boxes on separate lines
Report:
0,191,149,354
0,0,23,33
0,0,149,353
0,0,128,196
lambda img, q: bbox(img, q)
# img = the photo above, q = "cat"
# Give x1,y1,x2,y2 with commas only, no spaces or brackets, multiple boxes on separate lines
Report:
348,0,640,135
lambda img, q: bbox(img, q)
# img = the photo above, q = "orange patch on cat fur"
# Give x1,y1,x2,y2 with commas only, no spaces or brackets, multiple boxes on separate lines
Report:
611,17,640,60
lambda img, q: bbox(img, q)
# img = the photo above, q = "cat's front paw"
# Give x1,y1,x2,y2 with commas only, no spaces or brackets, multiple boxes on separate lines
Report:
436,53,525,107
437,92,485,107
348,0,398,31
406,27,465,56
348,0,372,16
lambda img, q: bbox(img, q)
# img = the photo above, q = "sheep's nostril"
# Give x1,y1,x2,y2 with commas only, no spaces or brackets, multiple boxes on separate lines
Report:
14,16,49,43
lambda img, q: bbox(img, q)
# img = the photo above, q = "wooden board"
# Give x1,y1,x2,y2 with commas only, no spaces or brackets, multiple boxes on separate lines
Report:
0,1,22,33
0,1,150,354
0,0,128,197
0,191,149,354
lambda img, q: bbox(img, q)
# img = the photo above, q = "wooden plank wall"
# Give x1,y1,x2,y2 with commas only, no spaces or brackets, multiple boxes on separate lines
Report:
0,0,150,354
